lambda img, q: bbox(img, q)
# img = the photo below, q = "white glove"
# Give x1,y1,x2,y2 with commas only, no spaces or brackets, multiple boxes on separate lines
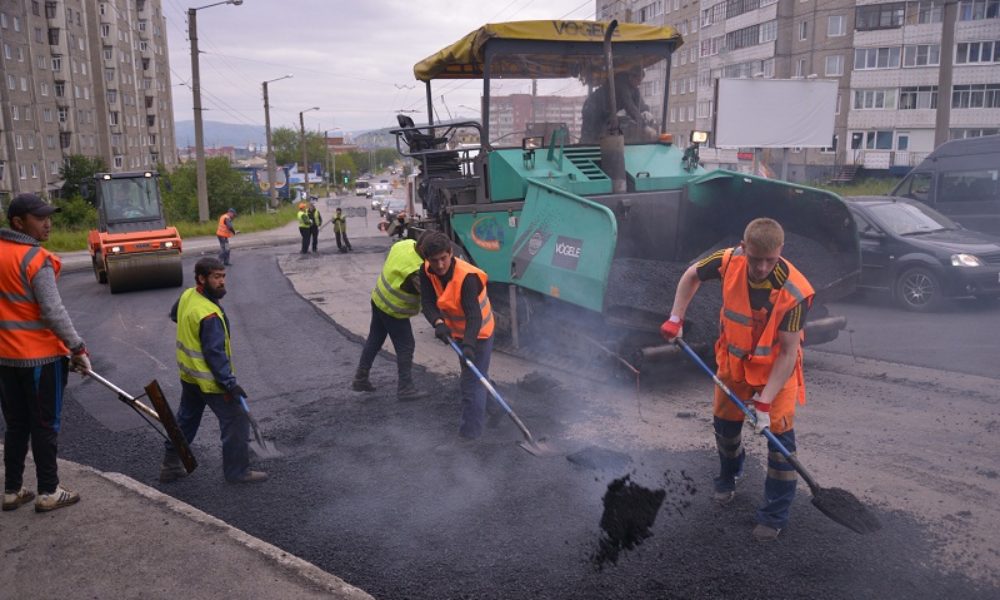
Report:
641,110,654,122
752,400,771,433
70,350,91,376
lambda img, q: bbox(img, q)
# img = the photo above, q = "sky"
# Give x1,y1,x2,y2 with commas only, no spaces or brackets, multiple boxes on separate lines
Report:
164,0,598,134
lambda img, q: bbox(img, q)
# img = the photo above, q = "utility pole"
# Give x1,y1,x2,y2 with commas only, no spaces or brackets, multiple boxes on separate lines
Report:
324,130,331,197
934,0,959,148
262,74,292,209
188,9,209,222
299,107,319,201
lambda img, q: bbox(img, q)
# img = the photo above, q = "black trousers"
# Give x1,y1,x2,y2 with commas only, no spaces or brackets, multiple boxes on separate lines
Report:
299,228,311,253
0,358,69,494
309,225,319,252
358,301,415,388
335,230,352,250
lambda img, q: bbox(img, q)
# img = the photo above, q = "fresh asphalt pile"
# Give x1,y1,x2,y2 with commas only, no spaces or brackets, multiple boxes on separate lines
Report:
50,243,999,600
591,475,666,568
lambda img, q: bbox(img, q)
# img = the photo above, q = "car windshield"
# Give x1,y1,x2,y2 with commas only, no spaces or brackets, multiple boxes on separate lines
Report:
867,201,956,236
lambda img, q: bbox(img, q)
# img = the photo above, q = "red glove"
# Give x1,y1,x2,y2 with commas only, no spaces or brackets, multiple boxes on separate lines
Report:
659,315,683,341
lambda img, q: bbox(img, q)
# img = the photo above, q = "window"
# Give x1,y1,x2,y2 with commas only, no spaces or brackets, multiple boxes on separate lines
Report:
51,56,61,71
100,3,107,16
101,24,110,38
853,89,897,110
43,108,52,122
105,68,115,82
47,28,59,45
900,86,938,109
11,106,19,121
13,16,20,32
6,75,14,90
20,77,27,91
114,156,124,169
959,0,1000,21
32,1,40,16
821,134,838,154
109,111,119,126
31,164,39,179
50,161,59,176
794,58,806,77
952,83,1000,108
854,47,902,70
939,169,1000,202
19,165,27,180
825,55,844,76
760,20,777,43
54,82,64,97
41,82,49,96
15,135,23,150
799,21,808,41
856,3,905,30
103,46,113,61
917,1,943,23
3,44,9,60
57,107,67,123
904,44,941,67
107,90,117,103
955,41,1000,64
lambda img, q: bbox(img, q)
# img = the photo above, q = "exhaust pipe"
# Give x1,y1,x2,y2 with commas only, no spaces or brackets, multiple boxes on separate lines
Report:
600,20,627,194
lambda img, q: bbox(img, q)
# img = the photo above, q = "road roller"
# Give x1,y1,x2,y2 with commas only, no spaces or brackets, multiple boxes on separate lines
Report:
87,171,184,294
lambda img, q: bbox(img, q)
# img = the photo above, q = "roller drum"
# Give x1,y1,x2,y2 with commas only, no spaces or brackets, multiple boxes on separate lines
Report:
106,251,183,294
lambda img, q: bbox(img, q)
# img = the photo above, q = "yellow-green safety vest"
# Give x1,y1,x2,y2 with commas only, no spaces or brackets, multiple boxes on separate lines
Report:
371,239,423,319
297,210,311,228
176,287,232,394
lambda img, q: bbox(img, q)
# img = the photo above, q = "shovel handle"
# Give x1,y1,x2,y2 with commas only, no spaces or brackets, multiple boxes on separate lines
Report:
86,369,161,422
674,338,822,494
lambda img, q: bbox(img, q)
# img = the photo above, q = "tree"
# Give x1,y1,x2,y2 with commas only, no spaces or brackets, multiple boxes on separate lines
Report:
60,155,108,205
271,126,328,170
160,157,259,222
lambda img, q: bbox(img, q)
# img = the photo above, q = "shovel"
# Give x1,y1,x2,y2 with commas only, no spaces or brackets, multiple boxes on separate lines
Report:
237,396,282,459
87,369,197,474
446,339,552,457
674,338,881,535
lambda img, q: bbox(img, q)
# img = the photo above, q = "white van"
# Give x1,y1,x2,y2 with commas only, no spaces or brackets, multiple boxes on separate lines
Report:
354,181,371,197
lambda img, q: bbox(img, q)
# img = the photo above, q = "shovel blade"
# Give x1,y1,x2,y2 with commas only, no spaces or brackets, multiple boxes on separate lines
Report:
517,437,555,457
811,487,881,534
249,438,282,460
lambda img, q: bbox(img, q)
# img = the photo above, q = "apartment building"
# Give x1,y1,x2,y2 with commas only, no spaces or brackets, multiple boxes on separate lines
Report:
0,0,175,200
597,0,1000,181
488,93,588,144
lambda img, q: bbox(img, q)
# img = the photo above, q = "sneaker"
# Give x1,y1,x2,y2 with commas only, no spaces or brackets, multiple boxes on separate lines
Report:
159,462,188,483
752,524,781,542
228,470,268,484
713,490,736,506
2,488,36,511
34,486,80,513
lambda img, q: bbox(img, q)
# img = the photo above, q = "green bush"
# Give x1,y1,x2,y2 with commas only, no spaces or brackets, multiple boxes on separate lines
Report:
160,157,261,222
51,195,97,230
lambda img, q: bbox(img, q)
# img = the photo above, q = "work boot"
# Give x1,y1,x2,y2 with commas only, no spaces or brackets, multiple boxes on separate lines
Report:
351,367,375,392
228,470,268,484
159,454,188,483
397,381,429,401
751,524,781,542
34,486,80,513
2,487,36,511
713,490,736,506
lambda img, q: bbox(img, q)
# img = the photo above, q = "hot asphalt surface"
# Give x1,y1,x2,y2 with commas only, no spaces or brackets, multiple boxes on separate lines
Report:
41,233,998,599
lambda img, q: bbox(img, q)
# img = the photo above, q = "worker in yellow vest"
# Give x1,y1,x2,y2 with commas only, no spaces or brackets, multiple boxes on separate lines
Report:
352,238,427,401
297,202,313,255
215,208,237,266
161,257,266,484
419,231,495,440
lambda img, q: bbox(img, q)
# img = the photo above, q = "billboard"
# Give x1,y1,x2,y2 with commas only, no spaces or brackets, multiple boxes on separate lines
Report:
714,78,837,149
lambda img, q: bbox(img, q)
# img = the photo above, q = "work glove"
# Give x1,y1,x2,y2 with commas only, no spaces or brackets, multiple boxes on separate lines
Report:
69,347,91,376
227,384,248,402
461,343,477,366
434,322,451,344
752,400,771,434
641,110,654,123
659,315,683,341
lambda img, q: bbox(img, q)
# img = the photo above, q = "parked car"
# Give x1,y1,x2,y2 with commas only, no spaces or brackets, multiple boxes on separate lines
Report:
846,196,1000,311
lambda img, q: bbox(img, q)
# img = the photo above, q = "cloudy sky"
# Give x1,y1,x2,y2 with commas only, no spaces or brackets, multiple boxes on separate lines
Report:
164,0,597,134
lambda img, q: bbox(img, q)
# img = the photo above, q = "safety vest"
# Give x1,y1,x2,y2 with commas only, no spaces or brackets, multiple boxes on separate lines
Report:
426,258,494,340
333,215,346,233
0,239,69,359
716,248,814,403
297,210,311,229
216,213,234,238
175,287,232,394
371,239,423,319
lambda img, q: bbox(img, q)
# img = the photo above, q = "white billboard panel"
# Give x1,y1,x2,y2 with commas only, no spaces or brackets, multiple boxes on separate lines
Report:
714,79,837,149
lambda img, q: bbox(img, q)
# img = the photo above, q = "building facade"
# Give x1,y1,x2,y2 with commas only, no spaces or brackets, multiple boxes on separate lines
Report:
488,93,588,145
0,0,176,200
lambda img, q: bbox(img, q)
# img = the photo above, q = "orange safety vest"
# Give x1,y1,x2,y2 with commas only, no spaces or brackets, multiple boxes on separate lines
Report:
0,239,70,360
426,258,494,340
216,213,234,238
715,248,814,404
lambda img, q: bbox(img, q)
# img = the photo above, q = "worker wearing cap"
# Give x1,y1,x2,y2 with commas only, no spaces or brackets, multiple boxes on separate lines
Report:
297,202,313,255
216,208,237,266
661,217,814,543
161,257,266,484
352,237,428,401
391,212,407,241
419,231,495,440
332,207,352,253
0,193,92,513
307,200,322,253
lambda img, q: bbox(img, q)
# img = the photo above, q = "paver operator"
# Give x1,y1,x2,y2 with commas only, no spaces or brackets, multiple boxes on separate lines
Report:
419,232,495,440
216,208,237,266
352,238,428,401
160,257,267,484
660,217,814,543
1,193,91,513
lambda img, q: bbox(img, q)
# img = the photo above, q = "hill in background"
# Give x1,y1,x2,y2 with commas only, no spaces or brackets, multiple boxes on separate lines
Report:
175,120,266,149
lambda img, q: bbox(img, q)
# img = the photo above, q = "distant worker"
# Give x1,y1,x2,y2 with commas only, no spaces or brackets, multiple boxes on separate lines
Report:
391,212,408,241
352,237,428,401
581,65,652,144
1,193,92,513
332,207,353,253
216,208,237,266
307,200,322,253
160,257,267,484
660,218,814,543
297,202,313,255
419,231,495,440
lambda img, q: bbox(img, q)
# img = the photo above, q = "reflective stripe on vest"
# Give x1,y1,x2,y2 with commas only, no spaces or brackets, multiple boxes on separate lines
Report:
715,248,814,398
0,239,69,360
175,287,231,394
371,240,424,319
426,258,495,340
216,213,233,238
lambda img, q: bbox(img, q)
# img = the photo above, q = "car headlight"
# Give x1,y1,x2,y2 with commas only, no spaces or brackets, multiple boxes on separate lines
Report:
950,253,983,267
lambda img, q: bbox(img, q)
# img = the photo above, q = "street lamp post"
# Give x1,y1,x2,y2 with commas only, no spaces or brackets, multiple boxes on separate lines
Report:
299,107,319,201
189,0,243,223
262,74,293,209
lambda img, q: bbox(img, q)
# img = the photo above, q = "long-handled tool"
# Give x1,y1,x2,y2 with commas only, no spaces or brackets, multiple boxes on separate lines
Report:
237,396,282,459
446,339,552,457
674,338,881,535
87,369,197,474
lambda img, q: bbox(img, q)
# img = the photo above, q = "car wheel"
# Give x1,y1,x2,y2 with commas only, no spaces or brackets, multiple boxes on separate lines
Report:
894,266,942,312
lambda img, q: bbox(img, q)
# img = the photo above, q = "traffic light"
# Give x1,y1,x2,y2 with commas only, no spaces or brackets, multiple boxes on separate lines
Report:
342,169,350,184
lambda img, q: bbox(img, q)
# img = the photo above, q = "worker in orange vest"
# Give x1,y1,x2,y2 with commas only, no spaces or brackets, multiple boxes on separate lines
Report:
419,231,495,440
216,208,237,266
0,193,92,513
661,217,815,543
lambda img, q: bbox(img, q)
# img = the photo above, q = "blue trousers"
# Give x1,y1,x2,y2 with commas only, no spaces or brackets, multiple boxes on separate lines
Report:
457,335,493,439
714,417,797,529
165,380,251,481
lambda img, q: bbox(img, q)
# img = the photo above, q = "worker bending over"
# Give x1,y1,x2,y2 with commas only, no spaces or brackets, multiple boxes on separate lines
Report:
419,232,495,440
661,217,814,543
